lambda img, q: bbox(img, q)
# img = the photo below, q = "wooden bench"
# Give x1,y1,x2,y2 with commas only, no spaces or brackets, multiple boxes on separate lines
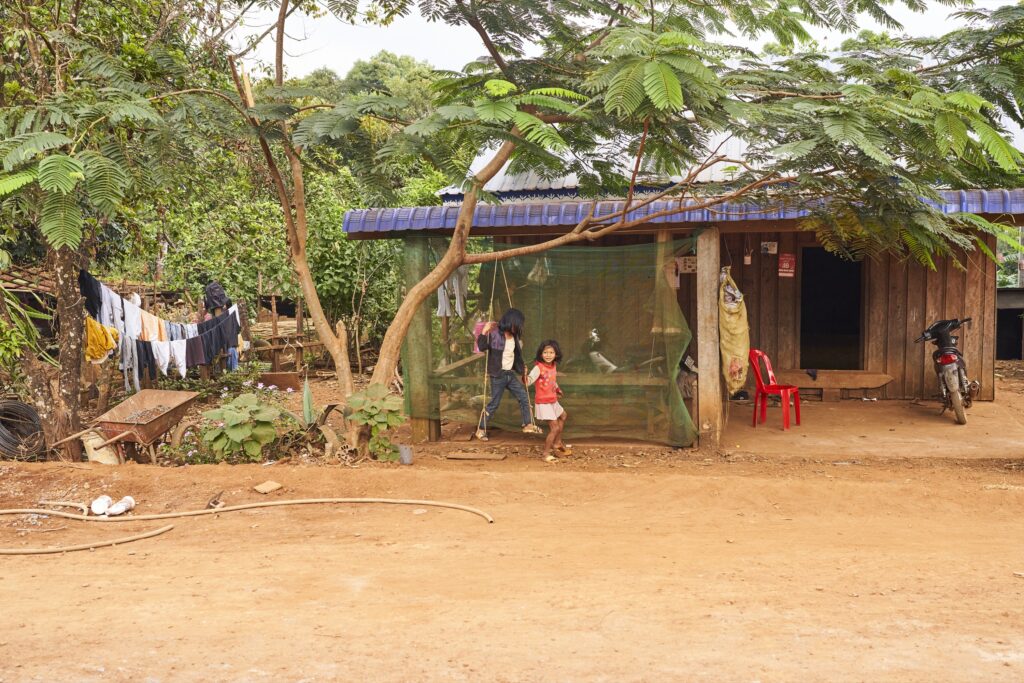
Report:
773,370,894,401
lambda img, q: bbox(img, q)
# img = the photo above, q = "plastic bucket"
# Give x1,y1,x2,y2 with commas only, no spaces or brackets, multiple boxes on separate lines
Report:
398,445,414,466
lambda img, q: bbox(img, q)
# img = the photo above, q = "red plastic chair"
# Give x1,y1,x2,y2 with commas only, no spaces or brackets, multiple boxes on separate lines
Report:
748,349,801,430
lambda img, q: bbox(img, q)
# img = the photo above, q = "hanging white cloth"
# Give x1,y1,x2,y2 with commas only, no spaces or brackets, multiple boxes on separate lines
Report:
436,265,468,318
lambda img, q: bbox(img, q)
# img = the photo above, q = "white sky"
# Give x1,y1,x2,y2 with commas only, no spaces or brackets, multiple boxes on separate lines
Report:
233,1,1009,78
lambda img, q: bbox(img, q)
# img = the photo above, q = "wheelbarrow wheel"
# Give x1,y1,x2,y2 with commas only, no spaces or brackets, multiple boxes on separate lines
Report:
169,420,200,447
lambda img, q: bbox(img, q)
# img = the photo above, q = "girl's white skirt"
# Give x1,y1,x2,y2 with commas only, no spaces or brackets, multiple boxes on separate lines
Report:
535,401,564,421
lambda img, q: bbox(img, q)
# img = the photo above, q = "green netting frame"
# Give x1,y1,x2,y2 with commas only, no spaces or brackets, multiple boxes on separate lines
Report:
415,238,698,447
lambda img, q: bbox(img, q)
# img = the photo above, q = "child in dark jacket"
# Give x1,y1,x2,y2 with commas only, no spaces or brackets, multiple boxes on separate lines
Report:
476,308,542,440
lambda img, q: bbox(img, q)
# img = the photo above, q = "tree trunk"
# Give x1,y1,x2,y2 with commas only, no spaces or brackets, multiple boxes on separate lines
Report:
50,246,85,459
368,138,517,386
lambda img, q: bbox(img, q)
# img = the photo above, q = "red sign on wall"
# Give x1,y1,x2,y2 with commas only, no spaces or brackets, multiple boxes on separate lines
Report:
778,253,796,278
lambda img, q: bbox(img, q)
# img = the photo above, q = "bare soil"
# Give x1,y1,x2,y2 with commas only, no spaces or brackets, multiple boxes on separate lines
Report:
1,372,1023,682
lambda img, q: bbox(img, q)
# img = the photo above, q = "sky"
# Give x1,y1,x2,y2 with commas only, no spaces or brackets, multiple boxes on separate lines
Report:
232,1,1010,79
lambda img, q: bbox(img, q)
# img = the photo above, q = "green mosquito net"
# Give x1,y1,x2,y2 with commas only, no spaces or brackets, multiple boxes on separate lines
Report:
407,237,698,447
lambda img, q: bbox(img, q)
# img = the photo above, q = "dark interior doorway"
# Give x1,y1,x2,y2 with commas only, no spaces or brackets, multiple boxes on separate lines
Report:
996,308,1023,360
800,247,862,369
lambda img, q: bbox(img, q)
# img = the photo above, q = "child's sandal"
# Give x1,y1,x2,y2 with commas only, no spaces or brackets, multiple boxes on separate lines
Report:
556,444,573,456
522,424,543,435
543,454,558,463
475,429,489,442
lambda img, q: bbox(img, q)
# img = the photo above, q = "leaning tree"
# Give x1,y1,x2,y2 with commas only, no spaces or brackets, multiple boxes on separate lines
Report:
290,1,1024,389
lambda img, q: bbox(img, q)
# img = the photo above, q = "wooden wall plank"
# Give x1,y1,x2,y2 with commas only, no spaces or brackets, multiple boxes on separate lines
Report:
777,232,798,368
759,233,780,362
741,234,760,354
904,261,926,400
696,227,722,446
864,255,890,398
923,258,945,398
885,255,908,398
963,248,986,400
981,237,997,400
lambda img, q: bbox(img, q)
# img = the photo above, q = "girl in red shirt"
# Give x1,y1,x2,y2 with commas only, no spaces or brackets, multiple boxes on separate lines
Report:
527,339,571,462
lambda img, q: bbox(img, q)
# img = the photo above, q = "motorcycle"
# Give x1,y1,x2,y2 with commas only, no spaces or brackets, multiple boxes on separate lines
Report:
914,317,980,425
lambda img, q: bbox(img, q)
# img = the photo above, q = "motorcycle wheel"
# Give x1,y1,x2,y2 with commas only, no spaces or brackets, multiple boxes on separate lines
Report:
948,387,967,425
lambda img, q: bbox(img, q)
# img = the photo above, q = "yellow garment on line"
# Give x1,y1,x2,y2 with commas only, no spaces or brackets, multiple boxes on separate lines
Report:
84,316,119,363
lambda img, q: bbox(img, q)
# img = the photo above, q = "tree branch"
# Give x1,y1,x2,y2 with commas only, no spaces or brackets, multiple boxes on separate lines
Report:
455,0,512,81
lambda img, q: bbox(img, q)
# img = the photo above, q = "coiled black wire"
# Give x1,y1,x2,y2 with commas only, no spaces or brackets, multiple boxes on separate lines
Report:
0,400,45,460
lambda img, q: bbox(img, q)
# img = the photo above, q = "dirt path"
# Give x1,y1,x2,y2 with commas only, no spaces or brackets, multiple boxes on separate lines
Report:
2,371,1024,681
1,455,1022,682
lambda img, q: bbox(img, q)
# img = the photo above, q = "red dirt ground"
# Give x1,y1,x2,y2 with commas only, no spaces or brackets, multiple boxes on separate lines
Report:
1,371,1023,682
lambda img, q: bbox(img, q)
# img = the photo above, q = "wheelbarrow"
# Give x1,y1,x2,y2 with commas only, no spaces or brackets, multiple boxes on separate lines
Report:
53,389,199,463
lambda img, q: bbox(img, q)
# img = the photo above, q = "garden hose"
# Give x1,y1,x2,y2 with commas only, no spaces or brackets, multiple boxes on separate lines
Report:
0,525,175,556
0,497,494,555
0,401,45,460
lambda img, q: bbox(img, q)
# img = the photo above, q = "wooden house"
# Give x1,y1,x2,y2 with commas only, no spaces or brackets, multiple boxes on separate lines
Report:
344,169,1024,447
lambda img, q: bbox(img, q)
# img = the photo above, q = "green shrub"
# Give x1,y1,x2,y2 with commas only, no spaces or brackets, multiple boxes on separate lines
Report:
345,384,405,461
201,393,280,461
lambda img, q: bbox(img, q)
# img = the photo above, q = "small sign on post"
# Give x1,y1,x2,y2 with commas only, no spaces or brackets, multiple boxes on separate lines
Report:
778,253,796,278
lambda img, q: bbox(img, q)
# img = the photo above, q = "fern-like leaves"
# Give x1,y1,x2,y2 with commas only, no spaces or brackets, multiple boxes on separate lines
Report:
39,191,83,250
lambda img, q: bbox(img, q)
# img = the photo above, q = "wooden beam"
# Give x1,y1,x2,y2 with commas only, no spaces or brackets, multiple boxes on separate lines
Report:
402,235,441,442
697,227,722,448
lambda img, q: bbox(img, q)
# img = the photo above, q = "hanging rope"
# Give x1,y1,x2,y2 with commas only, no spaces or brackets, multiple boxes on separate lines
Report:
475,259,537,434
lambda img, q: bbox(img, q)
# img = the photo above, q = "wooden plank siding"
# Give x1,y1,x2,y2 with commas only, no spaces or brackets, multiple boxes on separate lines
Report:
706,231,996,401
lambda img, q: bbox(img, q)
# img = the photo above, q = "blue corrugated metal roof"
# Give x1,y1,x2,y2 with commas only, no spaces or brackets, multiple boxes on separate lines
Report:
343,188,1024,236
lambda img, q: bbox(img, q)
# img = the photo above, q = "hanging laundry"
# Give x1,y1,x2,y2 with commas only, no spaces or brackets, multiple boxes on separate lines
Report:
435,265,469,318
120,299,143,338
84,317,119,363
151,340,171,376
136,339,158,382
185,335,206,368
169,339,187,378
183,322,198,339
139,309,166,342
119,334,140,393
78,270,103,319
99,285,125,336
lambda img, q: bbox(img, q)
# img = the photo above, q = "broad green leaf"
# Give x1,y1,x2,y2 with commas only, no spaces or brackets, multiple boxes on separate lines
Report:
302,379,316,426
225,424,253,441
242,439,262,458
251,423,277,445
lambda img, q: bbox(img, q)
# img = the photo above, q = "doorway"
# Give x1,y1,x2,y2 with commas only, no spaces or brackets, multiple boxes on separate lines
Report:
800,247,862,369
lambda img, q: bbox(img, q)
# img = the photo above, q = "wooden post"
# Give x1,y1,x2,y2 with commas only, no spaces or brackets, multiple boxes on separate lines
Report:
270,294,280,372
294,296,304,370
697,227,723,448
402,234,441,442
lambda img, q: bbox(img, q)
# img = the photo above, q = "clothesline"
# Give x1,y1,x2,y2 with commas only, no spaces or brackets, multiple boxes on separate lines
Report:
79,270,242,392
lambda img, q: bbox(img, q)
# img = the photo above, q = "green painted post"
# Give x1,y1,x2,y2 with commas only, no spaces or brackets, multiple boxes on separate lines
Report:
402,234,441,442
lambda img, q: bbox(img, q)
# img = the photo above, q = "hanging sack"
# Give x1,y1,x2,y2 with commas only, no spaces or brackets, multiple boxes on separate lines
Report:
718,267,750,396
